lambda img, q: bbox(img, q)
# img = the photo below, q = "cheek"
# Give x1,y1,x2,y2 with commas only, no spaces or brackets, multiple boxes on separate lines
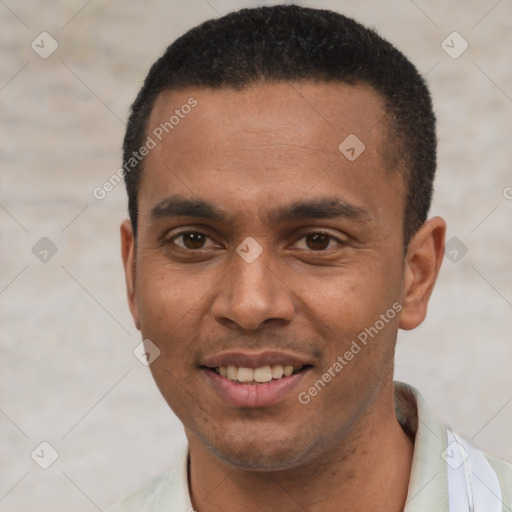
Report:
136,258,205,327
289,258,403,357
136,270,198,400
134,264,194,359
295,259,401,316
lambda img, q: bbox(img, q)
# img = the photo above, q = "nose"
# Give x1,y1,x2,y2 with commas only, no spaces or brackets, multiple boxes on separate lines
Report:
211,246,295,330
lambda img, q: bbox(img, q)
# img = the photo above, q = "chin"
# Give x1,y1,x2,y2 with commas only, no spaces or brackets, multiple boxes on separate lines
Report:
214,445,307,471
203,426,319,472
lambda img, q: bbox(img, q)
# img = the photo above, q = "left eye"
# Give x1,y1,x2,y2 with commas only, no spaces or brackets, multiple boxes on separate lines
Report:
295,233,343,251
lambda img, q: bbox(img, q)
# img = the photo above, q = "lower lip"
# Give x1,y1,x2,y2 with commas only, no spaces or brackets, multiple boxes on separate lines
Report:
202,368,310,408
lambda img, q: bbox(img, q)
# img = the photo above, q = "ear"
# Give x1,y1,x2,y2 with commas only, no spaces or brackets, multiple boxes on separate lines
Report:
120,219,141,330
399,216,446,330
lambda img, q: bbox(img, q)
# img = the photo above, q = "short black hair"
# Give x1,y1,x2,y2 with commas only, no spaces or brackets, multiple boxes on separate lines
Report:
123,4,436,244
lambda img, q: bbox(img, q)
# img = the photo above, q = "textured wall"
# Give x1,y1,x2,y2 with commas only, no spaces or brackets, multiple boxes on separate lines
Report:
1,0,511,509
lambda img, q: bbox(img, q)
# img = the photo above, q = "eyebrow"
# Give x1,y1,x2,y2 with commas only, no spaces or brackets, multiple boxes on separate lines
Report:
149,194,370,224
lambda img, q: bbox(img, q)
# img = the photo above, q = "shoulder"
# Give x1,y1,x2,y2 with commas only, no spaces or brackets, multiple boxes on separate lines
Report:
105,446,191,511
106,469,175,512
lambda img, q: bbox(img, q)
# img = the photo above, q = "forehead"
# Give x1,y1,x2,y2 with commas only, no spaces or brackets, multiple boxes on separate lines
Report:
147,81,388,153
139,81,404,227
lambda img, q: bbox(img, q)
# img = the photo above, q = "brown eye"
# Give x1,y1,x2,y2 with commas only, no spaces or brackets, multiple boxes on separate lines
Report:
305,233,331,250
183,232,206,249
173,232,209,249
294,232,344,252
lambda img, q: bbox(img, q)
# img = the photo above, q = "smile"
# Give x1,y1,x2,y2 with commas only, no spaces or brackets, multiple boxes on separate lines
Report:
214,364,300,384
202,366,312,408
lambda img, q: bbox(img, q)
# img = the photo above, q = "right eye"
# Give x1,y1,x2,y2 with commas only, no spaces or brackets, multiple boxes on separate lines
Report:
167,231,219,250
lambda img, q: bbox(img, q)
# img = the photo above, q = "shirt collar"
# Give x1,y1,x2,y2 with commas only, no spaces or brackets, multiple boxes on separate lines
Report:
396,381,449,512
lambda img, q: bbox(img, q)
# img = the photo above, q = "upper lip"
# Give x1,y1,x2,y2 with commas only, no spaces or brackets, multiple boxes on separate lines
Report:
200,350,314,370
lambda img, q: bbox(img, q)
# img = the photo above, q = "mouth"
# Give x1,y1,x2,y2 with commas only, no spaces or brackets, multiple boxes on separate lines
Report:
203,364,311,384
199,351,314,407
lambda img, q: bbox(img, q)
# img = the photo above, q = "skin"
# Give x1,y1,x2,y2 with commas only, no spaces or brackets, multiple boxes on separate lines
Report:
121,82,446,512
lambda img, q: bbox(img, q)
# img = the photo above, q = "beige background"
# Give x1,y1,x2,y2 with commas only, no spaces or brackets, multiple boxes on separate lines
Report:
1,0,511,510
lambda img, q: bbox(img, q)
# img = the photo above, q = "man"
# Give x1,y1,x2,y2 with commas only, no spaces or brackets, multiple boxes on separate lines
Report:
111,4,511,511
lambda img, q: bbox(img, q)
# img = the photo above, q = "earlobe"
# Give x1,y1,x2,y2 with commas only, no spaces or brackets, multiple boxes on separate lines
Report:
399,216,446,331
120,219,141,330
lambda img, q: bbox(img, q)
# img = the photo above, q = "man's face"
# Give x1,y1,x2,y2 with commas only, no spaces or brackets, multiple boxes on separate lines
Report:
123,82,411,470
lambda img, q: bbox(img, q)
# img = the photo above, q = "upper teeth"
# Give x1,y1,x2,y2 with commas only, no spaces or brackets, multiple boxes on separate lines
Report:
217,364,295,383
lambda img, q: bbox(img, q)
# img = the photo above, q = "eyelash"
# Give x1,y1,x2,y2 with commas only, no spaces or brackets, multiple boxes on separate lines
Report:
166,230,346,251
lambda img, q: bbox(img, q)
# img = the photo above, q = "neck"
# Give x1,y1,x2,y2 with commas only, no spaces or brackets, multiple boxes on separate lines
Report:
187,387,414,512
